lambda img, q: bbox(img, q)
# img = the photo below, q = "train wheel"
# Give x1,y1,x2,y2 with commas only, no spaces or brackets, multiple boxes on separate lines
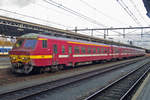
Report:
23,65,33,74
58,65,64,70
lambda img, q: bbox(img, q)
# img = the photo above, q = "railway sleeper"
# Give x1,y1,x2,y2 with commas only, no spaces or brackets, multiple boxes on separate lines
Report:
112,85,129,90
104,90,126,97
101,95,122,100
97,96,113,100
110,89,128,94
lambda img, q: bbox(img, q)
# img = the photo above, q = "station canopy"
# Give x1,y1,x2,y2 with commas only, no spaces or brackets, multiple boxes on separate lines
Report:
0,15,144,50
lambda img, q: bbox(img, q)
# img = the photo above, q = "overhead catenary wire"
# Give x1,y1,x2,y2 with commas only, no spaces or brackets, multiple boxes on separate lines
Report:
43,0,114,37
80,0,130,26
43,0,126,36
116,0,142,26
34,2,99,32
0,8,73,29
34,3,78,23
79,0,128,36
129,0,149,25
42,0,107,27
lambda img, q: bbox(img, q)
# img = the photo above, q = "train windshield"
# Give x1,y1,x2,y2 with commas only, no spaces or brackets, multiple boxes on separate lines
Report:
14,39,24,48
23,39,37,49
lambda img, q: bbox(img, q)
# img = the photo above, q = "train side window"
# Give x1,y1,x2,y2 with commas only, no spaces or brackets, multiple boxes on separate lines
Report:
69,46,72,54
116,48,119,53
81,47,86,53
108,48,109,53
93,48,96,53
97,48,100,53
101,47,104,53
62,45,65,54
113,48,116,53
88,47,91,53
74,46,79,54
114,48,117,53
53,44,57,54
105,48,107,53
42,40,47,48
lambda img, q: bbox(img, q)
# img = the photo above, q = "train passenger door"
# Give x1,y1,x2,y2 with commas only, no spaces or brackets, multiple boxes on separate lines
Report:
68,45,73,66
52,44,58,65
110,46,114,58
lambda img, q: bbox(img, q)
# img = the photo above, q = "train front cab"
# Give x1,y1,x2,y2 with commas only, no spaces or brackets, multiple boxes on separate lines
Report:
9,37,51,74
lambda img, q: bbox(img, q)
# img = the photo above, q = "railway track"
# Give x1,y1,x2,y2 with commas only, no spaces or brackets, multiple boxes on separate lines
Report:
85,60,150,100
0,57,148,100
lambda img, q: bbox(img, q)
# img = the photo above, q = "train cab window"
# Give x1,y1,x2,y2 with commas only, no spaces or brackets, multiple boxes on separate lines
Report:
42,40,47,48
69,46,72,54
24,39,37,49
53,44,57,54
81,47,86,53
14,39,24,48
62,45,65,54
74,46,80,54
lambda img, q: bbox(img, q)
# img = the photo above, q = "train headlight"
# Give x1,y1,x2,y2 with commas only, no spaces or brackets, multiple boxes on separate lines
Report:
12,57,16,60
22,57,29,61
22,57,27,60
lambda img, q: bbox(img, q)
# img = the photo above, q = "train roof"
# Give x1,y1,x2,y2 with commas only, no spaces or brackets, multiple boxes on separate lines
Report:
21,33,111,47
21,33,144,50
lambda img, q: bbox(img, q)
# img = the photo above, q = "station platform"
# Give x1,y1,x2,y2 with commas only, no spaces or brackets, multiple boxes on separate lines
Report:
0,64,10,69
132,73,150,100
0,56,10,69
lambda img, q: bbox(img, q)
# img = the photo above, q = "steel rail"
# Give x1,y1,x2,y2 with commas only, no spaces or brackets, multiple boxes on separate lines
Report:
120,67,150,100
84,61,150,100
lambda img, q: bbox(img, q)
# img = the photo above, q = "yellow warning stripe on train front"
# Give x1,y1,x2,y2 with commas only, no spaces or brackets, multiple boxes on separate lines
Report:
10,55,53,59
30,55,52,59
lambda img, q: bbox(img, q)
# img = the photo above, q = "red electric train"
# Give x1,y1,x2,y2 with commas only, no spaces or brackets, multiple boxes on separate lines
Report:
9,33,145,74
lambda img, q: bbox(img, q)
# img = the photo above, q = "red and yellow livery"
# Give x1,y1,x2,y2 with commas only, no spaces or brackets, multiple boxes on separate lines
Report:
9,33,145,74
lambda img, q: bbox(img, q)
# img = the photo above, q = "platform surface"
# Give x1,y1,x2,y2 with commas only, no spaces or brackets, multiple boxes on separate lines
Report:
0,57,10,69
132,73,150,100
